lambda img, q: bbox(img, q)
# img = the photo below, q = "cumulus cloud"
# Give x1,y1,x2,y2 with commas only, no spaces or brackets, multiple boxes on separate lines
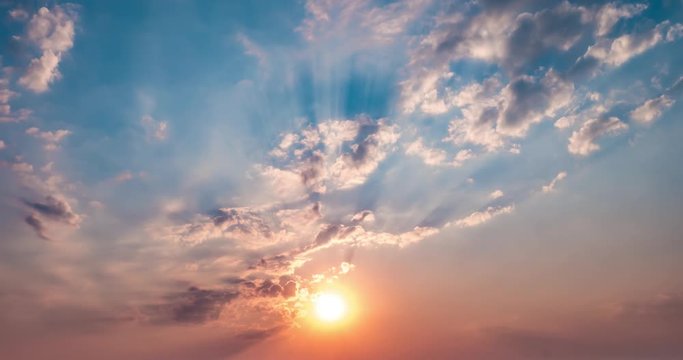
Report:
595,2,647,37
25,127,71,150
401,1,588,117
630,78,682,125
497,70,574,136
542,171,567,193
18,5,78,93
578,20,682,71
0,140,5,150
444,69,573,152
568,116,628,156
452,205,514,228
0,76,32,123
630,95,674,125
260,116,398,194
503,2,589,72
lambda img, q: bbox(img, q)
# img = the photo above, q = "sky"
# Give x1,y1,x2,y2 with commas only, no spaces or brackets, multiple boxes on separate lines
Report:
1,0,683,359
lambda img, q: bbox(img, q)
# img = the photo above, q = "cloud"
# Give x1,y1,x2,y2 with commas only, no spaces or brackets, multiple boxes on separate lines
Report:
568,116,628,156
18,5,78,93
22,195,82,226
444,69,573,151
158,207,278,248
141,115,168,141
25,127,71,151
148,286,239,324
236,33,268,68
401,1,587,115
9,8,30,21
554,115,577,129
260,116,398,194
503,2,589,72
595,2,647,37
405,138,473,167
21,195,82,240
489,189,504,200
299,0,429,45
578,20,682,71
452,205,514,228
0,140,5,150
630,95,674,125
630,77,682,125
497,70,574,136
24,213,49,240
542,171,568,193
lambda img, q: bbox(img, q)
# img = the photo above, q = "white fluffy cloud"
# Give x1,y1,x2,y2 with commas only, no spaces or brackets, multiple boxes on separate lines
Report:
18,5,77,93
595,2,647,37
630,95,674,125
260,116,398,194
444,69,573,152
583,20,682,68
568,117,628,156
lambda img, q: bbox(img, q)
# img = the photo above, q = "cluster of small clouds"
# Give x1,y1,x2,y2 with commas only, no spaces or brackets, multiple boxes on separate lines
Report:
400,1,683,158
25,126,71,151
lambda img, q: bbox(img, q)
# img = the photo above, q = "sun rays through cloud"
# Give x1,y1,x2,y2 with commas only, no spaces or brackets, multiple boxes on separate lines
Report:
1,1,683,359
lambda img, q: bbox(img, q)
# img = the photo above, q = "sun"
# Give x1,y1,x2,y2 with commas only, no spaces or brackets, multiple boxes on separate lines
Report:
313,292,347,323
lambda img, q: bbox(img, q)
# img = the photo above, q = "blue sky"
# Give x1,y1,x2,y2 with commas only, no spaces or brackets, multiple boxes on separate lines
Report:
1,1,683,359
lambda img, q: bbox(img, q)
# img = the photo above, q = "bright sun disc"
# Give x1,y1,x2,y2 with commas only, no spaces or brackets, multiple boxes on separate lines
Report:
313,292,347,322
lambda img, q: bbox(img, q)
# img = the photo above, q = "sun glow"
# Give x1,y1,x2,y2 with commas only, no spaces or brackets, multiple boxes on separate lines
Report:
313,292,347,323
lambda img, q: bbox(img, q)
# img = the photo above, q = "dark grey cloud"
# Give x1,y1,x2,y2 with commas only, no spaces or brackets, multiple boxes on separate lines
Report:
148,286,238,325
21,195,81,239
254,276,298,298
505,3,587,72
24,213,48,240
211,208,272,238
22,195,81,225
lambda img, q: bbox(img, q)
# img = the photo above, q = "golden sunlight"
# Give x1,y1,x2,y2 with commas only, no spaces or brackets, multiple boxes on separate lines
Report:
313,292,347,323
